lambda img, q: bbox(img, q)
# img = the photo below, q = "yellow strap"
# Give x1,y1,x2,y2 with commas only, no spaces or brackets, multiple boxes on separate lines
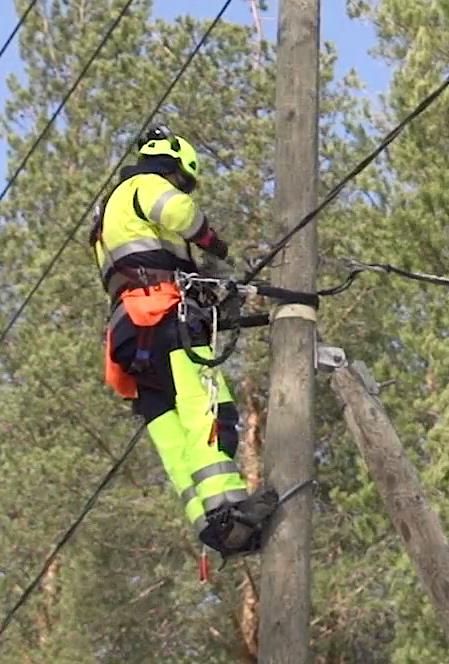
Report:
271,303,317,323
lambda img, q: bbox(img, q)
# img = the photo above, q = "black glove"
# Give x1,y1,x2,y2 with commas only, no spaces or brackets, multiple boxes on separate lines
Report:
206,232,228,260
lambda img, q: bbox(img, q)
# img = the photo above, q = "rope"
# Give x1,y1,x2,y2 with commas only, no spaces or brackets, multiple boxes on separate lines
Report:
243,75,449,284
0,422,147,638
178,283,242,368
0,0,136,201
0,0,38,60
0,0,233,347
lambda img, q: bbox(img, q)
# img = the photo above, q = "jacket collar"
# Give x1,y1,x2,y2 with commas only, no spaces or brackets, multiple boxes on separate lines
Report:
119,161,163,182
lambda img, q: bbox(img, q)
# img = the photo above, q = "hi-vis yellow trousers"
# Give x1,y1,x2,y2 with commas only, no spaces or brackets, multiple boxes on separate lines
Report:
114,312,248,533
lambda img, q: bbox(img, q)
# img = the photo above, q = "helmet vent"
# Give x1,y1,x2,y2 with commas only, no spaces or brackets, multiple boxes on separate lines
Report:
189,161,197,171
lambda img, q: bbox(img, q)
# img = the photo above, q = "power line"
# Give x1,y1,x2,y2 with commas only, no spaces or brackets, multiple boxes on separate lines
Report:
325,257,449,290
0,422,147,639
243,75,449,284
0,0,233,346
0,0,136,202
0,0,233,635
0,0,38,60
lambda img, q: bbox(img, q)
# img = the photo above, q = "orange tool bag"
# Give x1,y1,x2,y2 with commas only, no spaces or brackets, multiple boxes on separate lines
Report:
105,282,181,398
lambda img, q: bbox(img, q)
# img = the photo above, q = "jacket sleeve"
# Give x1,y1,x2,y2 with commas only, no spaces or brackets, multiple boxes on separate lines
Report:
136,182,228,259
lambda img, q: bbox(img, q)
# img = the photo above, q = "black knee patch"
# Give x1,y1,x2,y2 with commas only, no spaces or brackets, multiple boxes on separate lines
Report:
133,387,175,424
216,402,239,459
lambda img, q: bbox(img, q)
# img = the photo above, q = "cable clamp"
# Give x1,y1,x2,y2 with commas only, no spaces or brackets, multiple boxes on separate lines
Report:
271,303,317,323
315,343,347,371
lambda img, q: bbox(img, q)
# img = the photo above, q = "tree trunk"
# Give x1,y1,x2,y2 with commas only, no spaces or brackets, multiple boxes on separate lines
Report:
36,558,61,646
331,363,449,637
240,379,263,661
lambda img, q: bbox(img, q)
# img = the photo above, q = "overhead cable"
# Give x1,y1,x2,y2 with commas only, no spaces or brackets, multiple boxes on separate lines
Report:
0,0,234,634
0,0,38,60
0,0,136,201
0,0,233,346
331,257,449,289
0,422,147,639
243,75,449,284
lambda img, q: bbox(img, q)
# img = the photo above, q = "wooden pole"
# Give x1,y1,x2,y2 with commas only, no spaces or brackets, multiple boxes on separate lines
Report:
259,1,320,662
331,363,449,637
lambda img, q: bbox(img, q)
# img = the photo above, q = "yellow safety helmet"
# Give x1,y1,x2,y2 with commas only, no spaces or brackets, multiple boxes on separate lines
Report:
138,125,199,181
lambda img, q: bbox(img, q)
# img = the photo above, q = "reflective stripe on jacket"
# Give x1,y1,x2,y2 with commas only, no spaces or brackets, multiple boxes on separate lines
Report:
100,173,203,299
97,170,205,398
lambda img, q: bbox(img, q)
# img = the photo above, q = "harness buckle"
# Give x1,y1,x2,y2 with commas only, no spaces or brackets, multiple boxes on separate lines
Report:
177,289,188,323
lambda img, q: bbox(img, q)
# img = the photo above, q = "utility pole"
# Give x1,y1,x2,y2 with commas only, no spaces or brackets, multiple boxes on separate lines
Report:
259,1,320,663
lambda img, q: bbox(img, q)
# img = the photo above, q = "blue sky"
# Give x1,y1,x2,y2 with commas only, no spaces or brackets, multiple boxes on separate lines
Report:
0,0,390,188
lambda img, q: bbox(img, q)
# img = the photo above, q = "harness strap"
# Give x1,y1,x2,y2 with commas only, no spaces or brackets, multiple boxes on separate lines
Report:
133,189,147,221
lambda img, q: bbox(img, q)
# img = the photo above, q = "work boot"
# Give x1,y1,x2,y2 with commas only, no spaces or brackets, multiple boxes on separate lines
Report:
231,486,279,528
199,487,279,558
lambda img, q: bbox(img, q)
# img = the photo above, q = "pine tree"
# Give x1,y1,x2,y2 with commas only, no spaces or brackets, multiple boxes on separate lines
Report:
0,1,370,661
308,1,449,660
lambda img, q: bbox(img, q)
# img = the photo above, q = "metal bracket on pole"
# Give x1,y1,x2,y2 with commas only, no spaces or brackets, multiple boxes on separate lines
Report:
315,342,347,372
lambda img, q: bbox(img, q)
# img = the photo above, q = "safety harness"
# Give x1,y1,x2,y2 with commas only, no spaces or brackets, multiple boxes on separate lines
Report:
175,271,320,368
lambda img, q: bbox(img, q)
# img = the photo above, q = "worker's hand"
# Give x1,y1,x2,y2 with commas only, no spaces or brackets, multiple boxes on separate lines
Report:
194,225,229,260
207,234,228,260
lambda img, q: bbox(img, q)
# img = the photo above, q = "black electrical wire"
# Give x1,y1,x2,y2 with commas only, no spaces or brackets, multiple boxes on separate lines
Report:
0,422,147,638
0,0,38,60
0,0,233,346
243,74,449,285
317,258,449,296
367,262,449,287
0,0,234,636
317,270,363,296
0,0,136,201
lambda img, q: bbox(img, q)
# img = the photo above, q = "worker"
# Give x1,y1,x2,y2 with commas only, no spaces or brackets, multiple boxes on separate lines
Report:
90,126,277,557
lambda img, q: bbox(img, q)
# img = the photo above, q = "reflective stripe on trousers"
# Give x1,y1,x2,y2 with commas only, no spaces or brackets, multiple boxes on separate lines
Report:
145,346,248,530
147,412,205,526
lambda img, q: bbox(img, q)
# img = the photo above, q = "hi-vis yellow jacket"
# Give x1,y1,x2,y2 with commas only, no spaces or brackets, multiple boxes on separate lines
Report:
94,165,217,398
99,169,205,301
